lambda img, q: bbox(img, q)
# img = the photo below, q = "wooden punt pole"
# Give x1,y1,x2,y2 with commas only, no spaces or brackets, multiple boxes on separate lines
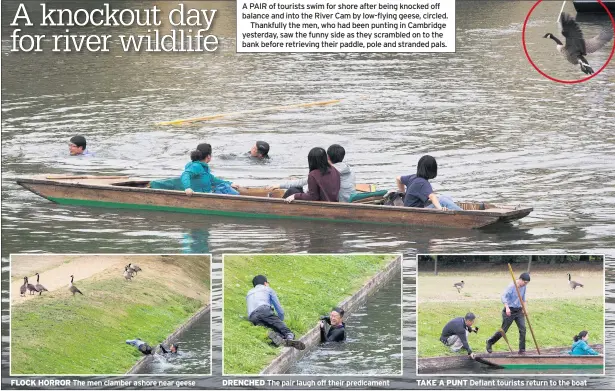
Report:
156,99,342,126
507,263,540,354
499,328,514,353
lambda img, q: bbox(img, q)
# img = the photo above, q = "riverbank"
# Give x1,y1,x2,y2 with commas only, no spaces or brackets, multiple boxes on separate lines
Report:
418,297,604,357
223,254,398,374
11,255,210,375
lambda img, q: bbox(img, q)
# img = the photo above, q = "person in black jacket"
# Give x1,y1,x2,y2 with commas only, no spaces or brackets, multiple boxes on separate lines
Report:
320,307,346,342
440,312,478,359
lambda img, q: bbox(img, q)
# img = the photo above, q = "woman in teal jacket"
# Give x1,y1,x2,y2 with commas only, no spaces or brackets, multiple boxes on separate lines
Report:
569,330,599,356
182,144,238,196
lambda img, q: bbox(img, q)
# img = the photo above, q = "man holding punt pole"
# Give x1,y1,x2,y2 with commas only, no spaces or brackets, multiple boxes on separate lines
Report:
486,272,531,354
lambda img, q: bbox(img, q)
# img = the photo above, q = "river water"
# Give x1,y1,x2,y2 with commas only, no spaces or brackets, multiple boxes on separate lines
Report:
287,271,402,375
1,0,614,388
133,310,211,375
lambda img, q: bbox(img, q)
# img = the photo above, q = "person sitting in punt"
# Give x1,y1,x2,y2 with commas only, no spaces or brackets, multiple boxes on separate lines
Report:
395,155,462,211
569,330,600,356
285,147,340,203
182,144,239,196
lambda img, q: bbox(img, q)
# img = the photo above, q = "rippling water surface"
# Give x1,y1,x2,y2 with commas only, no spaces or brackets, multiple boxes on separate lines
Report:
2,0,614,388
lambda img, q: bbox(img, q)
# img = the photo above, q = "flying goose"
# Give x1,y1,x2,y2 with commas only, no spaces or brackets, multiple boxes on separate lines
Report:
69,275,83,296
20,277,27,297
543,12,614,75
453,280,465,293
26,276,39,295
123,267,133,281
568,273,584,290
34,273,49,295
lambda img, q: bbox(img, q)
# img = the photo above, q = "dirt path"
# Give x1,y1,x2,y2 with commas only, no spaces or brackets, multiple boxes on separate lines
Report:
418,271,603,303
11,255,210,305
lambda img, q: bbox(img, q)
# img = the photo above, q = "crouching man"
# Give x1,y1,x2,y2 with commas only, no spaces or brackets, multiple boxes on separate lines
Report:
440,312,478,359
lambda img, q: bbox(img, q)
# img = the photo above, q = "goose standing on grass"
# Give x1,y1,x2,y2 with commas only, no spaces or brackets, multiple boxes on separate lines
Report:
131,264,142,275
26,276,39,295
543,12,614,75
568,273,584,290
34,273,48,295
123,267,133,282
453,280,464,293
20,277,27,297
69,275,83,296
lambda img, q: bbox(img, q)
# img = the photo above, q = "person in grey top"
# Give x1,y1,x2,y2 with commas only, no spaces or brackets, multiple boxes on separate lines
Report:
246,275,305,350
440,313,478,359
267,144,356,202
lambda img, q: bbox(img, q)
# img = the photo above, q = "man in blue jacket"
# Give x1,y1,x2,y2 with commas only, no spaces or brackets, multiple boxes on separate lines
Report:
246,275,305,350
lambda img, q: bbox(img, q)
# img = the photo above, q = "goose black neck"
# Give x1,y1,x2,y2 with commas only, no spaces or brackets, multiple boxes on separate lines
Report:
548,34,563,46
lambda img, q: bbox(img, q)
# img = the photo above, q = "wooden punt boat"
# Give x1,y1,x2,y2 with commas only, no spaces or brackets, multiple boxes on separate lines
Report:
476,354,604,370
15,175,533,229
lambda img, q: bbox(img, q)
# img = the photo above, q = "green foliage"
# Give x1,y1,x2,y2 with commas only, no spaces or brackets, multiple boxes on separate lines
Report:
11,278,202,374
223,254,394,374
418,297,604,357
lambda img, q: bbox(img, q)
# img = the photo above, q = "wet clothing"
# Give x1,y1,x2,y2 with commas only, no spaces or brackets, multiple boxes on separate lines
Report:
158,343,178,355
294,167,340,202
501,282,526,309
569,340,599,356
487,308,527,351
320,316,346,342
249,304,292,337
400,175,433,208
126,339,153,355
180,161,237,194
440,317,473,354
246,284,285,320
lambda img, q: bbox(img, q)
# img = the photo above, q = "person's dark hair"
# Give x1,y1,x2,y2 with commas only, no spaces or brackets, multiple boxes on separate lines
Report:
327,144,345,164
332,307,345,317
191,150,204,162
70,135,87,149
256,141,270,157
416,155,437,180
465,312,476,321
307,147,330,175
196,143,212,158
252,275,267,287
573,330,589,342
519,272,531,282
172,343,179,352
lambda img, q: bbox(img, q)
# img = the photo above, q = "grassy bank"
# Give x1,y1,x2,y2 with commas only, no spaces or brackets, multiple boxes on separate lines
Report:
11,256,209,374
418,297,604,357
223,254,396,374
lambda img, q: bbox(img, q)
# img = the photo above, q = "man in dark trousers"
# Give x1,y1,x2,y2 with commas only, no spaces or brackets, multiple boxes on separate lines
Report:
320,307,346,342
486,272,530,354
440,312,478,359
246,275,305,350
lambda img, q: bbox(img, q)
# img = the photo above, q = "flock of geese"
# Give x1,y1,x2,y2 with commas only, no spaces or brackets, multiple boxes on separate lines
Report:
452,274,585,293
18,263,144,297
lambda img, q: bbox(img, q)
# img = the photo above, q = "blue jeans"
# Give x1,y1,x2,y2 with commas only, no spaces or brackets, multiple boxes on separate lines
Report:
213,183,239,195
426,195,463,211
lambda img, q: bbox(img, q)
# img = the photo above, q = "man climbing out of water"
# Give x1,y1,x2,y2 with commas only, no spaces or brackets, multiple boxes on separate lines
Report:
320,307,346,342
68,135,94,156
440,312,478,359
249,141,270,159
157,343,179,355
125,338,154,355
486,272,530,355
246,275,305,350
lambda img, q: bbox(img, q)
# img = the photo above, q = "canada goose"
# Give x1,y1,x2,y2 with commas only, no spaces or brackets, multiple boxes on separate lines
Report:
126,263,141,275
568,273,584,290
69,275,83,296
26,276,39,295
123,267,133,281
453,280,464,293
131,264,142,274
34,273,49,295
20,277,27,297
543,12,614,75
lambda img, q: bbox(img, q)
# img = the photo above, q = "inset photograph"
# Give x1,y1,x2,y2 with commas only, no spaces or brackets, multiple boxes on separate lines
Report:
10,254,211,375
417,254,604,375
223,254,402,375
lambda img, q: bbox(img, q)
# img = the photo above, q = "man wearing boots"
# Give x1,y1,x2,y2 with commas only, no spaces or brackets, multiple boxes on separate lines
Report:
246,275,305,350
486,272,531,354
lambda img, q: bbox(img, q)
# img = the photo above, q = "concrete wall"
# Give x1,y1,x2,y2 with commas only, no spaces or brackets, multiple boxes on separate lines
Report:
126,305,211,374
259,255,402,375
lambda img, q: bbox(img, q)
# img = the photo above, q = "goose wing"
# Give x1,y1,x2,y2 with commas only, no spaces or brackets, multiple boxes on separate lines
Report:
585,29,613,54
560,12,587,55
